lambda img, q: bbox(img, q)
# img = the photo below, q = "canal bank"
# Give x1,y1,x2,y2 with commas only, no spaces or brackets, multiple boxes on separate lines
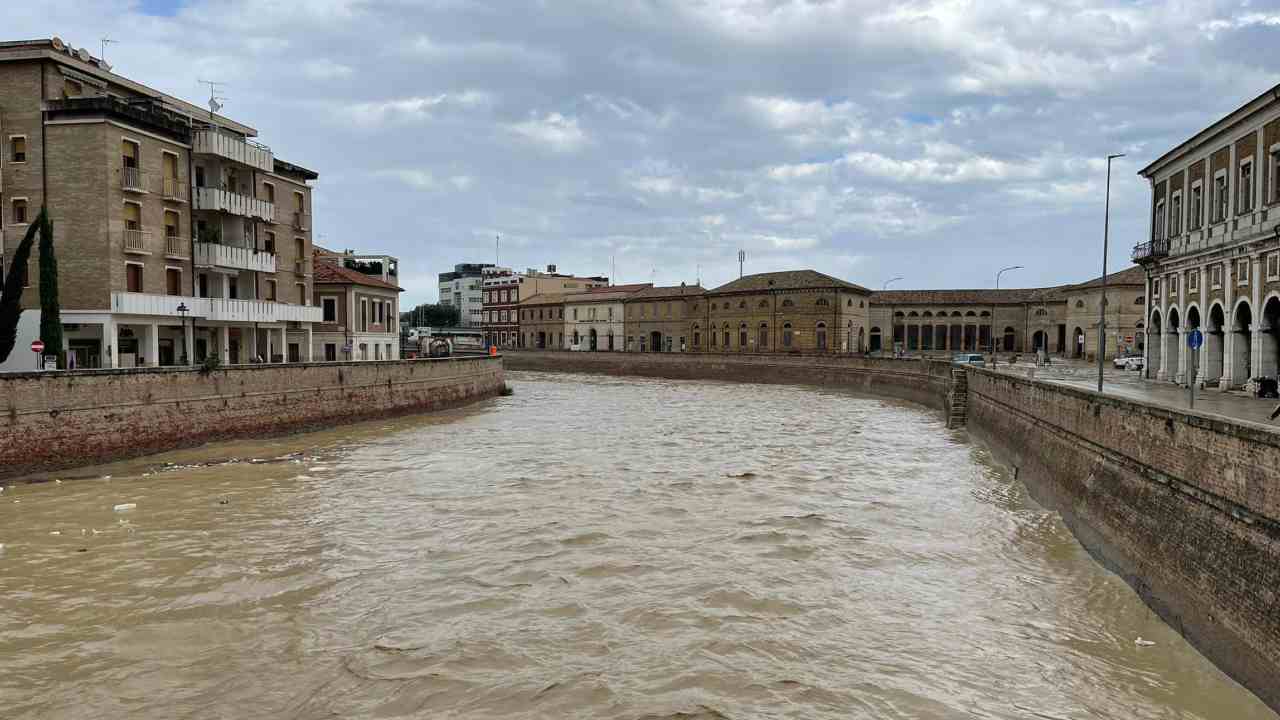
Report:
505,350,1280,713
0,355,504,481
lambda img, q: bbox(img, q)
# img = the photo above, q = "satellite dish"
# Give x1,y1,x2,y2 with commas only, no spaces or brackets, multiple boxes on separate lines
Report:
51,37,65,51
209,98,223,113
76,48,91,62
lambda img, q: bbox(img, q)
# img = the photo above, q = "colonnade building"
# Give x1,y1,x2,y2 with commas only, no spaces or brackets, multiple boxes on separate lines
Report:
1136,82,1280,389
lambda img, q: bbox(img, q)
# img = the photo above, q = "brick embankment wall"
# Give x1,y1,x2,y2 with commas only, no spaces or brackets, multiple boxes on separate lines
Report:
965,368,1280,712
0,356,504,480
504,350,953,411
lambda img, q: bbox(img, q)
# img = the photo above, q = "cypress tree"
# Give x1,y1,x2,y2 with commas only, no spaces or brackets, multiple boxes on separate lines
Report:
0,219,39,364
37,208,63,368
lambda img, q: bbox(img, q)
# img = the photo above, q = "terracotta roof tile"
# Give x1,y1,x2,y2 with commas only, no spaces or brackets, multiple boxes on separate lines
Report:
710,270,872,294
627,284,705,299
313,262,403,291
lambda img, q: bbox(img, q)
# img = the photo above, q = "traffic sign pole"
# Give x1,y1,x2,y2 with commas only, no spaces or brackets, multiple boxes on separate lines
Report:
30,339,45,370
1187,329,1204,410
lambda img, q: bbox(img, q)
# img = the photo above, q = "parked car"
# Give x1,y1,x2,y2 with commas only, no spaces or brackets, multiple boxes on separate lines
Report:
952,353,986,367
1113,354,1139,369
1123,356,1145,371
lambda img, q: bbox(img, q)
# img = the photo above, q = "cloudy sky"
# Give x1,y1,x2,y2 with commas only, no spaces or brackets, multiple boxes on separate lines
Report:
11,1,1280,304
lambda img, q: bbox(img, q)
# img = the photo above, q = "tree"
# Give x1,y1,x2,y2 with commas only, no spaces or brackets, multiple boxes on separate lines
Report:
399,302,461,328
0,218,39,364
37,209,63,367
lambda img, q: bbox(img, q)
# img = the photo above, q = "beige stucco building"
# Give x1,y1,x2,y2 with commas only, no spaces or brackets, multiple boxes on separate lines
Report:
624,284,705,352
312,249,402,362
563,283,650,351
697,270,872,353
518,292,568,350
0,37,320,371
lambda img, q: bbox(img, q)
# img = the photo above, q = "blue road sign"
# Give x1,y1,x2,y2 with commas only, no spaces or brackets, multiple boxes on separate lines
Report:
1188,329,1204,350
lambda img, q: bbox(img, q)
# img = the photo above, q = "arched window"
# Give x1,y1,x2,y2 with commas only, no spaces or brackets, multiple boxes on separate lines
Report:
816,322,828,350
723,325,731,348
739,322,748,348
692,325,701,348
869,326,882,352
1075,300,1085,308
759,323,768,348
816,298,829,307
1035,308,1048,316
859,301,865,308
1002,326,1016,351
782,322,793,347
1134,296,1144,305
782,299,794,308
710,327,717,347
759,299,769,308
739,300,747,309
847,299,853,307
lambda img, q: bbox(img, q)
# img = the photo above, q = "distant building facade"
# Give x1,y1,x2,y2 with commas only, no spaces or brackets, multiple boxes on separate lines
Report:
518,293,568,349
437,263,492,327
624,284,705,352
312,249,402,362
481,265,608,348
1135,82,1280,388
564,284,651,351
699,270,872,353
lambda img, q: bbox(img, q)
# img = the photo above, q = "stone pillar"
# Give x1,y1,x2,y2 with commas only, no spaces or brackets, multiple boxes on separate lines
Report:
183,322,195,365
306,326,314,362
1251,257,1263,380
278,328,287,363
103,318,118,369
146,322,159,367
1222,259,1235,389
219,326,230,366
1175,328,1187,384
1157,327,1169,381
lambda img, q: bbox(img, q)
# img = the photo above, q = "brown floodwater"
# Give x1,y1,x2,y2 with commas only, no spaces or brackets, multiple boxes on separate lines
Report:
0,371,1274,719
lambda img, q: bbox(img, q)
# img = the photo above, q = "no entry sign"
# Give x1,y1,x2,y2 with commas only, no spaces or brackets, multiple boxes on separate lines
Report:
30,340,44,353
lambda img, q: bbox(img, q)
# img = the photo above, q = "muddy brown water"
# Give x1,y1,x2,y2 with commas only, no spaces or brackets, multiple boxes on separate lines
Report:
1,371,1274,719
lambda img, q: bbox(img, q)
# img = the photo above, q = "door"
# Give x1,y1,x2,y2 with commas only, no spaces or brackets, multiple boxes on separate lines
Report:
158,338,175,366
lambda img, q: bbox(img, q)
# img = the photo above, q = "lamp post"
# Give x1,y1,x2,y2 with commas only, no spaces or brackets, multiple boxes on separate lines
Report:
176,302,189,365
1099,153,1125,393
883,276,903,357
992,265,1023,365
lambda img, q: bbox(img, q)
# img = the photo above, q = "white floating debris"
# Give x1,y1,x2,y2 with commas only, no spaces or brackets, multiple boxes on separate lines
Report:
308,467,327,472
102,475,112,480
1135,637,1156,647
54,479,62,484
113,503,137,512
49,531,61,536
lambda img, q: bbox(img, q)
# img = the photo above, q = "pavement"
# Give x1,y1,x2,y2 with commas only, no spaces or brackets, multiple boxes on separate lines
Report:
991,358,1280,428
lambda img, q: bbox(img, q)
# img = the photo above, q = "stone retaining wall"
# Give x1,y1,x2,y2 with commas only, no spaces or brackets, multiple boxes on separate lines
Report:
0,356,504,480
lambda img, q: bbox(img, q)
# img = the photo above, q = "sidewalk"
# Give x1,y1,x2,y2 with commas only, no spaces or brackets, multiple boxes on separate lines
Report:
995,361,1280,427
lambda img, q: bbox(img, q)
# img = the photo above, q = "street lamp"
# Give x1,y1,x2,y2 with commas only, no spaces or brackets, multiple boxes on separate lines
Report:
883,276,903,357
992,265,1023,365
176,302,189,365
1099,153,1125,393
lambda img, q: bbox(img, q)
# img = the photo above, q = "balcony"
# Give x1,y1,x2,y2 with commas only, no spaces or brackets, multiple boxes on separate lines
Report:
192,129,274,172
208,298,322,323
294,258,312,275
193,186,274,222
194,241,276,273
291,211,311,231
122,228,152,254
111,292,209,318
161,177,188,202
1131,238,1170,264
121,166,148,193
165,235,188,258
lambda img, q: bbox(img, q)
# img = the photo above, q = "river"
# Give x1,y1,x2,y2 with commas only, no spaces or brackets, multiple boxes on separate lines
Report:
0,371,1273,719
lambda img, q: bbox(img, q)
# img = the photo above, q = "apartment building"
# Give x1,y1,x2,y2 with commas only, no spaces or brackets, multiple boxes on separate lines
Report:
1135,82,1280,388
481,265,608,348
438,262,492,327
312,249,402,362
0,37,320,371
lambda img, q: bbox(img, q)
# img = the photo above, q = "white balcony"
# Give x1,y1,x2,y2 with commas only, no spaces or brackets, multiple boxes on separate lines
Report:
208,298,322,323
122,228,152,254
111,292,209,318
165,235,188,258
194,186,274,222
121,167,149,193
291,211,311,231
194,241,276,273
161,177,188,202
193,129,274,172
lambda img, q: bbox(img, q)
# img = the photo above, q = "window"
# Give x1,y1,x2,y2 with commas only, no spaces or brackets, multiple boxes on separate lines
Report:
1188,270,1198,293
759,299,768,308
1170,192,1182,235
126,263,143,293
739,323,748,348
1153,199,1165,239
1168,274,1178,294
710,327,717,347
165,267,181,296
325,343,337,361
1269,253,1280,281
322,297,337,322
758,323,768,348
162,152,179,195
297,283,307,304
1190,183,1203,229
263,182,275,204
198,273,209,297
195,166,206,188
816,322,828,350
573,308,578,320
361,299,369,331
266,279,277,301
12,198,28,224
693,327,701,347
1134,296,1144,305
9,136,26,163
782,323,793,347
1238,258,1250,286
264,231,276,253
738,300,746,309
164,210,180,240
816,298,829,307
723,327,730,348
782,299,794,307
228,277,238,299
1152,278,1161,297
1240,160,1254,213
1214,173,1228,222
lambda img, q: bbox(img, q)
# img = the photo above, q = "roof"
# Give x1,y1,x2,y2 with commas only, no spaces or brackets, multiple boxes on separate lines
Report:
1138,81,1280,177
872,286,1070,305
565,283,652,303
710,270,872,295
1066,264,1146,289
273,158,319,181
518,292,570,306
313,262,403,291
626,284,706,300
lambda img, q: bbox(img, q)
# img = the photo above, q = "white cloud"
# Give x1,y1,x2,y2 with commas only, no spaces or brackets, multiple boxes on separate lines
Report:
375,169,437,190
506,112,588,153
303,58,353,80
339,91,491,127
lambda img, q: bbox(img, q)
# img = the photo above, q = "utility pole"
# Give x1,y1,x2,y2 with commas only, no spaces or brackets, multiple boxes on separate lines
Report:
738,250,745,279
495,234,500,266
883,276,903,356
1099,153,1125,393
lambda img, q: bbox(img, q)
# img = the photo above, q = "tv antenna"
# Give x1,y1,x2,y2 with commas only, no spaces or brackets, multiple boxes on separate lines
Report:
198,79,227,120
738,249,745,278
100,37,116,65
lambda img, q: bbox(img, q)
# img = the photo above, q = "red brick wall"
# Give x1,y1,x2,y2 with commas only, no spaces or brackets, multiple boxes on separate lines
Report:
0,356,503,479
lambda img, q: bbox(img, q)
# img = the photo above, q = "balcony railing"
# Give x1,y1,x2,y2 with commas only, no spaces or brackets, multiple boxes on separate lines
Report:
122,227,152,253
162,177,188,201
194,241,276,273
111,292,210,318
165,235,188,258
192,129,274,172
193,186,274,222
1131,237,1170,263
292,211,311,231
121,166,148,193
208,298,322,323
